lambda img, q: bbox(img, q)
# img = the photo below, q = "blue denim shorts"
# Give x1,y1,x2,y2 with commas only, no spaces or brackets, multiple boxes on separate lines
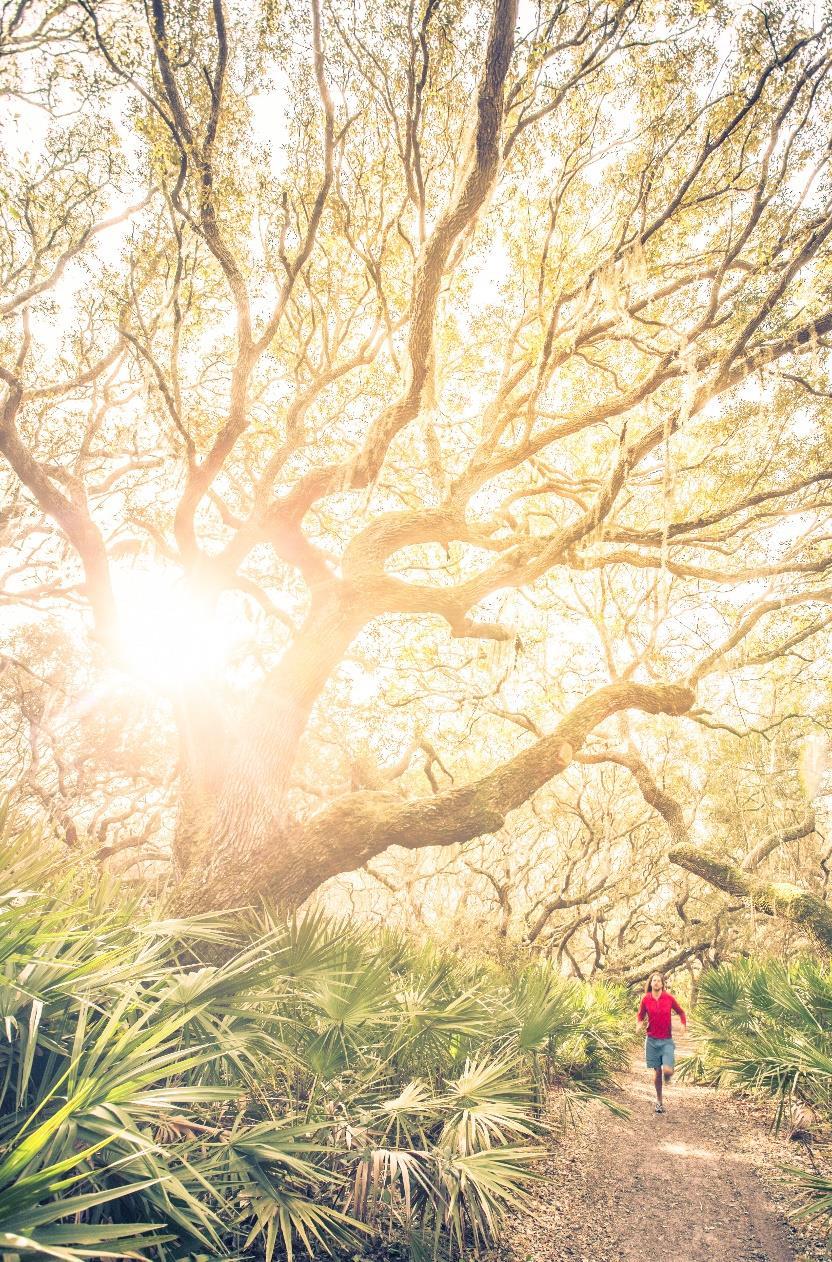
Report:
645,1036,675,1069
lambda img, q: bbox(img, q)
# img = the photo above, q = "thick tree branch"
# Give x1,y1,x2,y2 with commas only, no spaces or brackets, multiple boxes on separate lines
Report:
740,812,817,871
0,367,118,644
669,846,832,951
204,680,695,909
610,941,713,988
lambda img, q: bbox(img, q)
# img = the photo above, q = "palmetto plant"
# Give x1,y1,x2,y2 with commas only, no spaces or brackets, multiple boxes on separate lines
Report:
685,958,832,1225
0,820,629,1260
499,964,631,1106
685,959,832,1120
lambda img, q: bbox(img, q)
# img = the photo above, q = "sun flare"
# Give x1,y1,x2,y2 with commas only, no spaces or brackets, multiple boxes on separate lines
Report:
112,567,243,689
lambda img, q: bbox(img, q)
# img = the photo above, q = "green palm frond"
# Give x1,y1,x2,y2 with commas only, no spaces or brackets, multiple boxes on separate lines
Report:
377,1080,438,1148
783,1165,832,1222
503,965,581,1054
429,1145,545,1251
691,957,832,1224
0,811,632,1259
439,1055,539,1154
242,1185,361,1262
0,1145,168,1259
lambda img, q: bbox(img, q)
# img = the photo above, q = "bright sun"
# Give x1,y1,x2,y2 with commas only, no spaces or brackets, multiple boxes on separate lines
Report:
112,566,243,689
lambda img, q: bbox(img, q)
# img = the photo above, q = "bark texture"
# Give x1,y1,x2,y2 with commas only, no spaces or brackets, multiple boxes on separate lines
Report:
176,681,695,910
669,846,832,951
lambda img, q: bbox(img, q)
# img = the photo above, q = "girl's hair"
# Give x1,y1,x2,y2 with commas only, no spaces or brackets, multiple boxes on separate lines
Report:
646,971,664,993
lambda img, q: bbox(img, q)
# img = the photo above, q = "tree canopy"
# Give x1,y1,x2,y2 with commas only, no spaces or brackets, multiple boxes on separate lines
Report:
2,0,832,972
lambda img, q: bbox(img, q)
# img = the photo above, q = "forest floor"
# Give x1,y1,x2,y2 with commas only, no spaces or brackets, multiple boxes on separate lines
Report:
491,1032,831,1262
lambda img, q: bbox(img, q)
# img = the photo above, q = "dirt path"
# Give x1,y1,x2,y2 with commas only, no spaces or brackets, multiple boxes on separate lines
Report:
497,1034,816,1262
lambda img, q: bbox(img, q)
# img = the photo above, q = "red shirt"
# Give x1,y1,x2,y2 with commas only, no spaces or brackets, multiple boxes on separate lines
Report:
638,991,686,1039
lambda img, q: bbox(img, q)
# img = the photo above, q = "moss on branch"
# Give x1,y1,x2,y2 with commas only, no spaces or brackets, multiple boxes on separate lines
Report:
669,845,832,950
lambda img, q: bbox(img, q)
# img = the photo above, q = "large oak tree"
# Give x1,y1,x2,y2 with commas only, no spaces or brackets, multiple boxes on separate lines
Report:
1,0,832,916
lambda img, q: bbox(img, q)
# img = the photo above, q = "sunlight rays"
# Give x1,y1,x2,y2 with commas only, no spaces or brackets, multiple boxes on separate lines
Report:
112,567,244,690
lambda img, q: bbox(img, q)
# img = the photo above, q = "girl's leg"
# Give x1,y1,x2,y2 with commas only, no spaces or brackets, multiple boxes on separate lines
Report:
653,1066,663,1103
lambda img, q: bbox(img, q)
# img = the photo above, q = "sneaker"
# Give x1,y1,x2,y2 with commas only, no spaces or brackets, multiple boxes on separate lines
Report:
654,1102,665,1114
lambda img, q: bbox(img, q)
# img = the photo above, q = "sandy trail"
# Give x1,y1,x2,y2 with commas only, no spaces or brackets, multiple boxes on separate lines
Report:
498,1033,804,1262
